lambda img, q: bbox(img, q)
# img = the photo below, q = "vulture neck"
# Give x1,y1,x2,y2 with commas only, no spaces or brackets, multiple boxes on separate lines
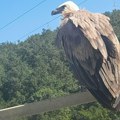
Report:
62,10,75,19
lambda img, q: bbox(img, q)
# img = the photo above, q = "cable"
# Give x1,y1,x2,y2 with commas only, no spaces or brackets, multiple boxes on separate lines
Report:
19,15,60,40
0,0,47,31
113,0,116,9
78,0,88,6
18,0,88,41
113,0,120,9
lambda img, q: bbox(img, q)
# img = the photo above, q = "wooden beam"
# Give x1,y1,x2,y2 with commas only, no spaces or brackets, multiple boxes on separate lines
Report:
0,91,96,120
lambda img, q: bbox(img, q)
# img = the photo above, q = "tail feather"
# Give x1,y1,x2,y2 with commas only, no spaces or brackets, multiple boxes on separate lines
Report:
113,95,120,111
88,88,113,109
88,88,120,111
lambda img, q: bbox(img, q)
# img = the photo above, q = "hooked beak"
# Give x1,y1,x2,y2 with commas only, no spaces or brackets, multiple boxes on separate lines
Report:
51,9,60,15
51,6,65,15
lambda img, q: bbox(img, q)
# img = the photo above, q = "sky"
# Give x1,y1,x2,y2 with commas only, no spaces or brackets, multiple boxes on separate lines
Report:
0,0,120,43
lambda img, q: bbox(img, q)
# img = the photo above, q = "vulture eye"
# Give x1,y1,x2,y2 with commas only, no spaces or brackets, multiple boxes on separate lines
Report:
62,5,66,8
57,5,66,10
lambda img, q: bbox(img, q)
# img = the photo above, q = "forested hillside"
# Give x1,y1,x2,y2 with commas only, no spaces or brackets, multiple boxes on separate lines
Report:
0,10,120,120
105,10,120,40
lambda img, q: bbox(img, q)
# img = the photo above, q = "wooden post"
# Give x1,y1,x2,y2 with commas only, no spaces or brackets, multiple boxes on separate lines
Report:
0,91,96,120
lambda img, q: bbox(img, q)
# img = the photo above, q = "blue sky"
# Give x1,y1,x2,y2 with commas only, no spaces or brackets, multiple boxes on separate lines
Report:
0,0,120,43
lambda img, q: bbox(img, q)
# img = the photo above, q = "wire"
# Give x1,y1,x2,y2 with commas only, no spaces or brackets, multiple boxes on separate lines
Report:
113,0,116,9
0,0,47,31
18,0,89,41
19,15,60,40
78,0,88,6
113,0,120,9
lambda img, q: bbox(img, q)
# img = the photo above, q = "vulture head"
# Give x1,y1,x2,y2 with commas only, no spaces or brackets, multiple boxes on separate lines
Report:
51,1,79,17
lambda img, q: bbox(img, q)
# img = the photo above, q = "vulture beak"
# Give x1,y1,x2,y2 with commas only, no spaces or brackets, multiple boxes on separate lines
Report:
51,6,66,15
51,9,60,15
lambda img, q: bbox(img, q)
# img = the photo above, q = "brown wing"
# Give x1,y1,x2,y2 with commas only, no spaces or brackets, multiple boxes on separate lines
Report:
69,10,120,59
57,10,120,110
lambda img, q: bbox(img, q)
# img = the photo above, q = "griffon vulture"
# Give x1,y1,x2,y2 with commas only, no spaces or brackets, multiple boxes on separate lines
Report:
51,1,120,111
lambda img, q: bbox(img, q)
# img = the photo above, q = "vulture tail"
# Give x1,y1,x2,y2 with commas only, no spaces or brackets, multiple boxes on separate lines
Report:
113,95,120,111
88,88,114,110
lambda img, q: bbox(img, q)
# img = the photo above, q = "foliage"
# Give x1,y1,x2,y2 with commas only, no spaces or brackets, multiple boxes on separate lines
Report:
105,9,120,40
0,10,120,120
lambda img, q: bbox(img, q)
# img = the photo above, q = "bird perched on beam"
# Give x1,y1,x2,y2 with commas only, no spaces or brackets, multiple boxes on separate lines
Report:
51,1,120,111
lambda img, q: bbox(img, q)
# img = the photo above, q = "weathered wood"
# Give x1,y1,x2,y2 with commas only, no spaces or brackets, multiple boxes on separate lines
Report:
0,91,96,120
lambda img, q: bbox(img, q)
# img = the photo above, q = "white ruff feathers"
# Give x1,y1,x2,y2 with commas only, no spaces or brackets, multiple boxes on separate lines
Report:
58,1,79,11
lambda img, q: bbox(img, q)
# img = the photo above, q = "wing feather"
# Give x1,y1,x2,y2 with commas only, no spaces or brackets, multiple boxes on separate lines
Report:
69,10,120,59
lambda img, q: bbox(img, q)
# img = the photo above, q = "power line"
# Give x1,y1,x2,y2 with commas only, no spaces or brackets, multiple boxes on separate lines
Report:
113,0,116,9
113,0,120,9
0,0,47,31
18,0,89,41
19,15,60,40
78,0,88,6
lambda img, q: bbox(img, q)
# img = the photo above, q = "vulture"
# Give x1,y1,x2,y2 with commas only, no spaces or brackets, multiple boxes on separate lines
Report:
51,1,120,111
